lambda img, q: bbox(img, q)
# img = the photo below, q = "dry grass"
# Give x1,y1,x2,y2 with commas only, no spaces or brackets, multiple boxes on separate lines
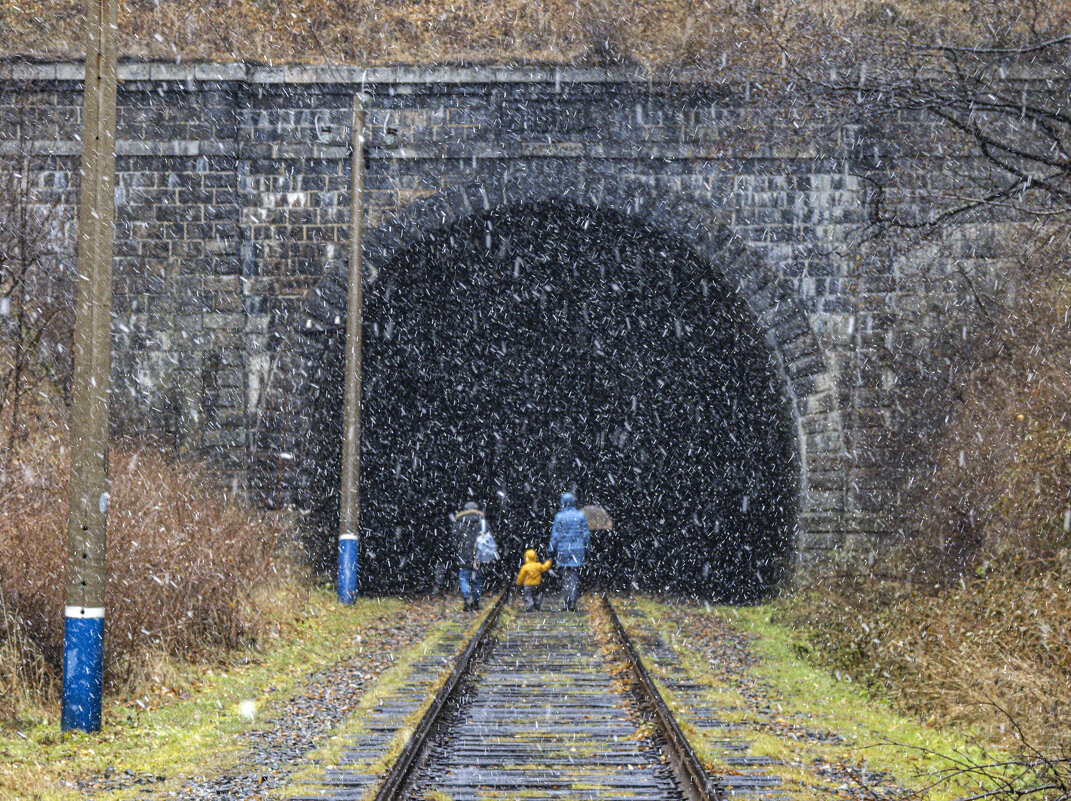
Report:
0,403,294,716
781,564,1071,751
0,0,1069,71
906,257,1071,580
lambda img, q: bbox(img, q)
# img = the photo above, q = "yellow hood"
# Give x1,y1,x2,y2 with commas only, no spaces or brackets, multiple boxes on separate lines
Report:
516,550,552,586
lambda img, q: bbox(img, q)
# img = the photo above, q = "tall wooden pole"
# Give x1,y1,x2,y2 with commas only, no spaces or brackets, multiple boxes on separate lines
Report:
338,95,365,603
62,0,118,732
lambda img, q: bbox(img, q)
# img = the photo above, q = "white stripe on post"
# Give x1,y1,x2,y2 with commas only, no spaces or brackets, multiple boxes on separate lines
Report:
64,606,106,619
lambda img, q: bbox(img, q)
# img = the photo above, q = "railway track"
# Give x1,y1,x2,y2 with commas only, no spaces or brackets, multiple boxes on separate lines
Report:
294,589,793,801
303,589,723,801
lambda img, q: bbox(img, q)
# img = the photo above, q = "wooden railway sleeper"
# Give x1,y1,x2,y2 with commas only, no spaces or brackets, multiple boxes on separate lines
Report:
600,592,724,801
371,586,512,801
371,588,723,801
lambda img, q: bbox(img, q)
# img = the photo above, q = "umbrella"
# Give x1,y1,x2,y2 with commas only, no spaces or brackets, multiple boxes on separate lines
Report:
582,504,613,531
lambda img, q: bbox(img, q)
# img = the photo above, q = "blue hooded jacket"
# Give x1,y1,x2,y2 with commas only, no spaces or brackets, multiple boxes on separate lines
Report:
548,492,591,568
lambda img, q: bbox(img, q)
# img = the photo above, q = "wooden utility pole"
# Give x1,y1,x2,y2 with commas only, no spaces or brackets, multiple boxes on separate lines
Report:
338,94,366,603
63,0,118,731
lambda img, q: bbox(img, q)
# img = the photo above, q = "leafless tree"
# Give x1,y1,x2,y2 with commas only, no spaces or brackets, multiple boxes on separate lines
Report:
756,8,1071,572
770,8,1071,232
855,704,1071,801
0,82,74,456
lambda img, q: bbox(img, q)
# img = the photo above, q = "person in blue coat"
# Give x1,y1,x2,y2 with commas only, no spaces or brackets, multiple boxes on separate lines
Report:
548,491,591,612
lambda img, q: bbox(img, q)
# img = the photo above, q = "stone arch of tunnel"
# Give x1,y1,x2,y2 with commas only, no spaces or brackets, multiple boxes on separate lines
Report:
267,182,840,602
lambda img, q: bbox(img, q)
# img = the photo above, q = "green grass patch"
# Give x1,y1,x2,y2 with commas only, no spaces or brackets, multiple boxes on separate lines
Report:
629,598,997,801
280,595,502,801
0,587,420,801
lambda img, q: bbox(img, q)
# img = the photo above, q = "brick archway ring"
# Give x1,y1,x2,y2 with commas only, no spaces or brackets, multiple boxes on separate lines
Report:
268,177,845,567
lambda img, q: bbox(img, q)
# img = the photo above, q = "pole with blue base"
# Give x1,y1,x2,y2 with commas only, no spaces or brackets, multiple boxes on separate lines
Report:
63,0,118,732
338,535,359,604
62,608,105,731
337,94,366,604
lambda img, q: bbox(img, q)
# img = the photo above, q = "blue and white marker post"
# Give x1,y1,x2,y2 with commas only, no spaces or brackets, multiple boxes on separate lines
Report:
338,94,367,604
62,605,105,731
63,0,118,732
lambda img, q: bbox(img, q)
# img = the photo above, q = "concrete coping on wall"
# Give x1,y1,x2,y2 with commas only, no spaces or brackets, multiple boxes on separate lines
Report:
0,61,662,86
2,59,1063,86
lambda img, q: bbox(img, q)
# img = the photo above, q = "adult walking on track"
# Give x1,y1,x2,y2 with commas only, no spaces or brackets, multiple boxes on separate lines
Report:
450,501,495,611
548,492,591,612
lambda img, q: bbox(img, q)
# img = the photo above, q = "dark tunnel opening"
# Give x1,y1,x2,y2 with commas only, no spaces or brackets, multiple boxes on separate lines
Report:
300,201,797,602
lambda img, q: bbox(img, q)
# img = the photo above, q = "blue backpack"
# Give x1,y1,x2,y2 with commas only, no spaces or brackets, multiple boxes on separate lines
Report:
475,526,499,565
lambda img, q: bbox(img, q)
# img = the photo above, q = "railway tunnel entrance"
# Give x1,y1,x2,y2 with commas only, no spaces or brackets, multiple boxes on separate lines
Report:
301,201,797,602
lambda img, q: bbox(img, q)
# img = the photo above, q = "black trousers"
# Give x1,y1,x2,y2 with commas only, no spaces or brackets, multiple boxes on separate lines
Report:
522,586,542,610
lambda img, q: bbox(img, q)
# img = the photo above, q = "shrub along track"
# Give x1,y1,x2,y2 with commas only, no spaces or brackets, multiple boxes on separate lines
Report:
295,591,783,801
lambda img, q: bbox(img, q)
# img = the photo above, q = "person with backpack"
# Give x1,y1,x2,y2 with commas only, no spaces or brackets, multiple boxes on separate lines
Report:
449,501,497,611
475,524,500,573
547,491,591,612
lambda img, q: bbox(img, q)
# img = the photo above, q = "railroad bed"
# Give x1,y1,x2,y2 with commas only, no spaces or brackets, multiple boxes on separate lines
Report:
297,594,787,801
409,608,683,800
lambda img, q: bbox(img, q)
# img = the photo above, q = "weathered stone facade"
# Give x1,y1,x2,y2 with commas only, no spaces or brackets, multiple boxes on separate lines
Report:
0,62,1000,577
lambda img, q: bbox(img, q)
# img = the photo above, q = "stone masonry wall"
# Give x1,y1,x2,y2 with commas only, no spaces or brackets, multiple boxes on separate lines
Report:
0,62,1007,571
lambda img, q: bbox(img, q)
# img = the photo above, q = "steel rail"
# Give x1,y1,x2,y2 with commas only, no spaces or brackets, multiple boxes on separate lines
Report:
600,593,724,801
371,586,511,801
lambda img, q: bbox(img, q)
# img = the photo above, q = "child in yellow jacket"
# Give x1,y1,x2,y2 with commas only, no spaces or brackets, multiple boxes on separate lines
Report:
516,549,552,611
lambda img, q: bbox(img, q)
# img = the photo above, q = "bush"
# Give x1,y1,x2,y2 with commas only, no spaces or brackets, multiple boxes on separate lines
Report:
0,409,293,713
784,244,1071,754
906,272,1071,581
781,564,1071,752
